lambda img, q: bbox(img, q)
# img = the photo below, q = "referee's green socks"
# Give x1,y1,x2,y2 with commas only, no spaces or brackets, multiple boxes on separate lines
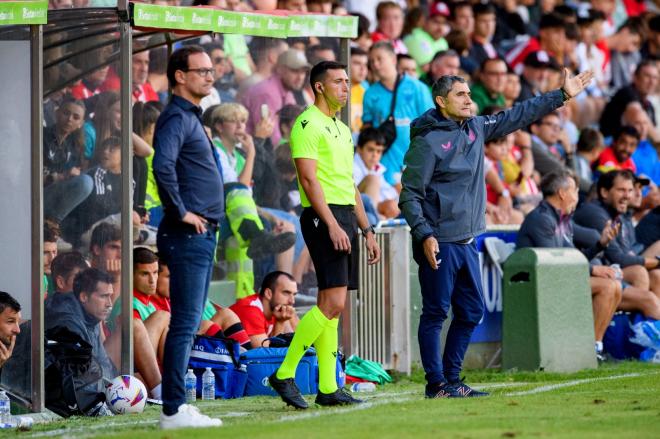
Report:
315,317,339,394
276,305,329,380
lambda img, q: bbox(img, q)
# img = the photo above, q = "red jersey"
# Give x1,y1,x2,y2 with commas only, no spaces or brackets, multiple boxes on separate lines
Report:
229,294,275,337
597,147,637,174
151,294,171,313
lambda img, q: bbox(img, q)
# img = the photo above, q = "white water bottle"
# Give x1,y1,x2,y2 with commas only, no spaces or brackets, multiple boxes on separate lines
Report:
185,369,197,403
202,368,215,400
350,382,376,392
0,390,10,424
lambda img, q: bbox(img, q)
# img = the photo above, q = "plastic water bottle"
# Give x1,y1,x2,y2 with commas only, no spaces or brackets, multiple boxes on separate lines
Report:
350,382,376,392
185,369,197,403
611,264,623,281
0,390,10,424
202,368,215,400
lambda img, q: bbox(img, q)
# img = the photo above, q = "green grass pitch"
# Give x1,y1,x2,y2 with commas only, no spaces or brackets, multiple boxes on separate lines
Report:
9,361,660,438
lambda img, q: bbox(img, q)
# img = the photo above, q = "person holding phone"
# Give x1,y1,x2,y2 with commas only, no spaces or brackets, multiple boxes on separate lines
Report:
400,69,594,398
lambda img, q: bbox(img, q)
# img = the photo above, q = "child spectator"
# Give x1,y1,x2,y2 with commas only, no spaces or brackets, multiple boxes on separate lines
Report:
354,128,400,220
484,136,524,225
371,1,408,54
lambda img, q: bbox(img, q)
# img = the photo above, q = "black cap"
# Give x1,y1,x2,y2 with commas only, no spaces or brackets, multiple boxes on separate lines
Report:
524,50,561,71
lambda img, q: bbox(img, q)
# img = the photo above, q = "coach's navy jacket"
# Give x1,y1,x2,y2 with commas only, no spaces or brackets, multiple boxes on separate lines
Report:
399,89,564,244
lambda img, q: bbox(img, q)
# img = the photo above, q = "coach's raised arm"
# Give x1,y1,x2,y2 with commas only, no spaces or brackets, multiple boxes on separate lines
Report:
398,69,593,399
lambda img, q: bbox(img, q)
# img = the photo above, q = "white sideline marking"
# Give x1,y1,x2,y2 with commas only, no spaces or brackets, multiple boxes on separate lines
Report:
24,419,159,438
504,372,652,396
275,395,417,423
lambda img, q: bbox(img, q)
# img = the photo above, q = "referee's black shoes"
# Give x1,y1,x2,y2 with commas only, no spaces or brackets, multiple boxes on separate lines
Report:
268,373,308,409
315,388,363,406
425,381,489,398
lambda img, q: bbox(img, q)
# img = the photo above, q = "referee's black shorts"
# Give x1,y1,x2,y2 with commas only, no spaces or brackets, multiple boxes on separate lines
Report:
300,205,359,291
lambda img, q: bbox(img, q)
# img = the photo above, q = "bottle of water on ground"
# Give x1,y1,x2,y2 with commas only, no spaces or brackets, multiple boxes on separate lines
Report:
350,382,376,392
202,367,215,400
185,369,197,403
0,389,12,429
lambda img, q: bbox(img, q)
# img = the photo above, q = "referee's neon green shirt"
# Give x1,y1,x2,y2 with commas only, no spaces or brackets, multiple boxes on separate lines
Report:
290,104,356,207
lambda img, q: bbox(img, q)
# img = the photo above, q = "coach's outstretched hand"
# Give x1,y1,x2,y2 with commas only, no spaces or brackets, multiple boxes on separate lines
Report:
561,68,595,99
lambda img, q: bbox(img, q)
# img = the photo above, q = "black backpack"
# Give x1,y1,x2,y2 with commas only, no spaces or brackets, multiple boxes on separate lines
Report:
44,326,107,417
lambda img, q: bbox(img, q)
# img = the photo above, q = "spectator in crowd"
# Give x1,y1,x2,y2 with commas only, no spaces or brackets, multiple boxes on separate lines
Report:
363,41,434,186
43,97,93,226
240,38,289,100
350,11,373,52
607,18,645,92
467,2,498,68
371,1,408,54
530,111,574,177
89,222,122,303
306,43,337,66
45,268,118,383
354,127,400,221
506,13,566,75
600,60,659,138
471,58,507,114
419,49,461,90
133,101,165,226
517,50,558,102
573,127,605,196
147,46,169,104
61,137,123,247
449,1,474,38
253,105,303,210
516,170,621,360
210,103,257,187
403,1,449,74
44,220,61,297
573,170,660,312
641,14,660,60
623,102,660,185
397,54,418,78
637,206,660,252
230,271,299,348
0,292,21,370
350,47,369,135
71,65,110,100
50,251,88,295
242,49,310,145
132,49,159,103
576,9,608,93
222,1,256,83
503,71,521,108
596,125,640,175
483,135,524,225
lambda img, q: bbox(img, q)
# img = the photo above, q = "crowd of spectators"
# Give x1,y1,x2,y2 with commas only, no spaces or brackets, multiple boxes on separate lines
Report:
31,0,660,395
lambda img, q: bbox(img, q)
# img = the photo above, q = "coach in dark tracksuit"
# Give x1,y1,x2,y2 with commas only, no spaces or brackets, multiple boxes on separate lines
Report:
399,69,593,398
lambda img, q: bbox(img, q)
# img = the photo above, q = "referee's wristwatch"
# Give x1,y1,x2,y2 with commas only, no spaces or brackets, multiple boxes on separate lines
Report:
361,225,375,238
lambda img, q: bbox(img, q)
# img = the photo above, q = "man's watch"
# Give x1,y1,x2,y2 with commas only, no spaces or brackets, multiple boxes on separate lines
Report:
362,225,375,238
560,87,571,101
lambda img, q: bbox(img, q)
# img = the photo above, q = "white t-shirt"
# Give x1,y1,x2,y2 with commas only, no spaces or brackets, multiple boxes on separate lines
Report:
353,153,398,203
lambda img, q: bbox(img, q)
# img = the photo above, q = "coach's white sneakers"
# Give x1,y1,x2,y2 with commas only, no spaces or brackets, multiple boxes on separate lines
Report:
160,404,223,430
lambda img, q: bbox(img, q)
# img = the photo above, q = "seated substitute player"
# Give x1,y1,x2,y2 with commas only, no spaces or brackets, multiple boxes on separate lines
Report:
230,271,299,348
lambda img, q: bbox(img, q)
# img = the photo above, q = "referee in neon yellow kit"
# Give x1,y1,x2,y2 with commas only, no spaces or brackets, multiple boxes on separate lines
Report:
269,61,381,409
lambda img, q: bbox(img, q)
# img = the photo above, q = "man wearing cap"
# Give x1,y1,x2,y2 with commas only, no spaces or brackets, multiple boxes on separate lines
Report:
242,49,311,145
399,68,593,398
403,2,449,74
516,50,560,102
